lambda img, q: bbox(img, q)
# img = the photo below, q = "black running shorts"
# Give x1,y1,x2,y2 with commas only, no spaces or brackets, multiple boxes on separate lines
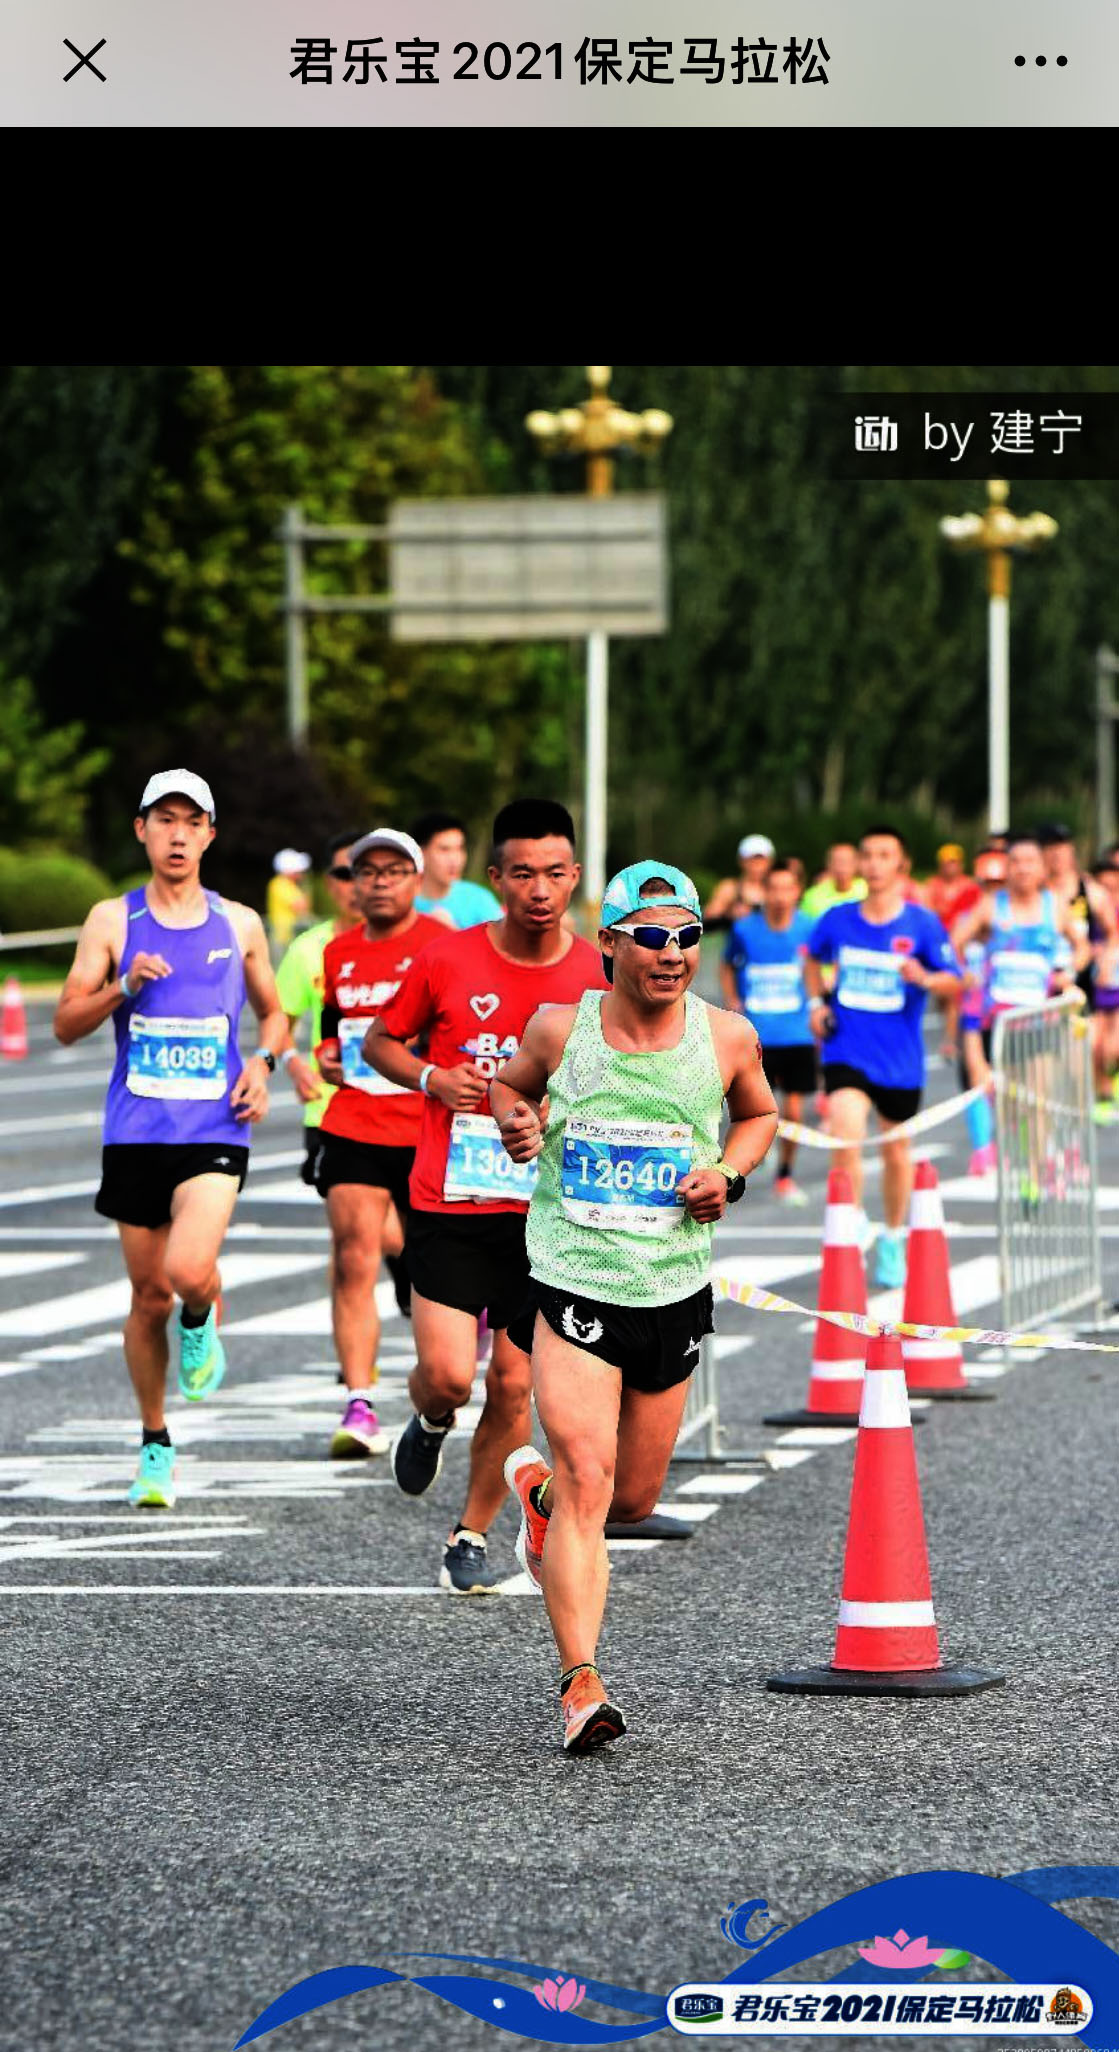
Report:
761,1042,817,1098
314,1131,414,1212
95,1142,249,1230
822,1063,921,1126
300,1127,328,1187
406,1210,530,1332
508,1279,714,1395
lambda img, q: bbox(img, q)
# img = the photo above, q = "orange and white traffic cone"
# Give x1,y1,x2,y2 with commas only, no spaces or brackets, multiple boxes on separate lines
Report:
767,1333,1003,1697
1,977,28,1060
901,1159,993,1402
764,1167,871,1428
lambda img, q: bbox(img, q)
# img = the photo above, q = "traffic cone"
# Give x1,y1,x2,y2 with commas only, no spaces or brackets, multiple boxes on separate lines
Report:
764,1168,871,1428
1,977,28,1060
901,1159,993,1402
767,1333,1004,1697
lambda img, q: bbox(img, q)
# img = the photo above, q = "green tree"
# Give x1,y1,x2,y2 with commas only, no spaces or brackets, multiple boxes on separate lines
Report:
0,670,109,851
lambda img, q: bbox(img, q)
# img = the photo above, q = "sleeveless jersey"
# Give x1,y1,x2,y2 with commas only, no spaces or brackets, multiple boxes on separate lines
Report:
983,889,1066,1020
525,990,726,1309
104,888,248,1148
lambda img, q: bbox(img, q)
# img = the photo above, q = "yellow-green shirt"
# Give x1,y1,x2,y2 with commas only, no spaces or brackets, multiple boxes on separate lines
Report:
275,917,339,1129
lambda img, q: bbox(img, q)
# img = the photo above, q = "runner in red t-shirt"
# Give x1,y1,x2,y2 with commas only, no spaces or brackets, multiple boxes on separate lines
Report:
314,829,443,1461
367,798,607,1594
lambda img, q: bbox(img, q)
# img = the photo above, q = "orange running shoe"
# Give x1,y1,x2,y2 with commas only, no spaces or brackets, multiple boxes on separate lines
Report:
503,1444,551,1588
561,1666,627,1755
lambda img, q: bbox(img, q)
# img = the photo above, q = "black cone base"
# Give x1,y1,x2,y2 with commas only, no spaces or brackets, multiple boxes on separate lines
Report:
763,1408,925,1429
910,1386,995,1402
604,1513,694,1541
766,1663,1006,1698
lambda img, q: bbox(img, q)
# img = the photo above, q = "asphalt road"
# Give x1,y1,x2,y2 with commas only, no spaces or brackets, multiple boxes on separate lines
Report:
1,1001,1117,2052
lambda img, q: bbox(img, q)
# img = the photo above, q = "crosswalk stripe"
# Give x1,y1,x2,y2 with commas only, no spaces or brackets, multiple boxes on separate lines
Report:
0,1251,327,1339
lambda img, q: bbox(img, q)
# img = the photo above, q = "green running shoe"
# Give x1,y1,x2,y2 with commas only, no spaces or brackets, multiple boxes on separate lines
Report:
178,1304,226,1401
128,1440,177,1508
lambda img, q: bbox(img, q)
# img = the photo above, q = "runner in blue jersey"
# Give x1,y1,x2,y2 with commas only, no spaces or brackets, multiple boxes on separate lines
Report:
53,771,288,1508
806,825,961,1288
952,829,1081,1107
719,858,816,1203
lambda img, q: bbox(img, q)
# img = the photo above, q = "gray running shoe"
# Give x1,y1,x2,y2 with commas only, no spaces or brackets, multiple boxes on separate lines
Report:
439,1532,502,1594
391,1411,452,1496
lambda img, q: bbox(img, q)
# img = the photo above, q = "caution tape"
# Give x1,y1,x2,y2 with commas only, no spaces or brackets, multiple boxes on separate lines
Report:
776,1084,985,1151
713,1272,1119,1354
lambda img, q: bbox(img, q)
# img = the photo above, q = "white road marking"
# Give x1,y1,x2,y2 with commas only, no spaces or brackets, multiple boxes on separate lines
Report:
0,1456,393,1500
676,1473,765,1495
0,1252,86,1280
224,1280,397,1335
0,1111,104,1138
0,1179,100,1210
867,1252,1002,1326
0,1584,541,1597
0,1520,261,1563
0,1250,327,1339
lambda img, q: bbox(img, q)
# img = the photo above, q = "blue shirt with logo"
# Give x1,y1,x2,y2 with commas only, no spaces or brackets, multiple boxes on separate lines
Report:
809,900,960,1089
723,910,815,1046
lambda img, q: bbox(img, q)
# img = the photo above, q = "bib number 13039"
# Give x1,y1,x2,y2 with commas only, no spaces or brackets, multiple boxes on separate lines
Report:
443,1112,538,1202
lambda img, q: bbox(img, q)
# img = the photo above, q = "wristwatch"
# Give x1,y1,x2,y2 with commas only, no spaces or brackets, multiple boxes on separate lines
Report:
253,1049,277,1073
714,1159,747,1203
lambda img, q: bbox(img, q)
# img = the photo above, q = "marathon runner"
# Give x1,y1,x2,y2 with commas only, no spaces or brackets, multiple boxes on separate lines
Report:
1038,822,1117,1026
365,799,606,1595
719,858,815,1203
1090,858,1119,1114
950,847,1007,1174
925,844,983,1057
314,830,445,1457
953,832,1083,1128
800,842,866,921
52,771,287,1509
410,810,501,930
275,830,361,1191
806,825,961,1288
492,861,778,1753
703,835,774,931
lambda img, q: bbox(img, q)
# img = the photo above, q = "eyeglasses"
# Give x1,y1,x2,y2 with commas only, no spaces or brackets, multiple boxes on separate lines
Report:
327,865,353,881
354,863,415,883
611,921,703,952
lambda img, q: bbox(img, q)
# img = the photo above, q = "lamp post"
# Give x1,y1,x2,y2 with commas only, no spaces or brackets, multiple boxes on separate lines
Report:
940,479,1057,834
526,367,673,925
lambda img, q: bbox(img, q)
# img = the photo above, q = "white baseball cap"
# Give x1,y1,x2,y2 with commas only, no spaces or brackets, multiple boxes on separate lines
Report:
272,847,312,875
139,769,216,818
738,834,775,860
349,827,424,871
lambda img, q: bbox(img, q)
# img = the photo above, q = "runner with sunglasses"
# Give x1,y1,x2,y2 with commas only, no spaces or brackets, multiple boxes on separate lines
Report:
493,862,778,1752
364,799,606,1595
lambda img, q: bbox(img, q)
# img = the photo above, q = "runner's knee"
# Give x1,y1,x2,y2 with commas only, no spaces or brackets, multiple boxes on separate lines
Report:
129,1276,175,1325
164,1254,216,1304
552,1444,615,1517
333,1236,379,1290
608,1477,660,1522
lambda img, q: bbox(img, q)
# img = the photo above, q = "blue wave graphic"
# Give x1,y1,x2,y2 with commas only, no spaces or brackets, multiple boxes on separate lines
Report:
232,1866,1119,2048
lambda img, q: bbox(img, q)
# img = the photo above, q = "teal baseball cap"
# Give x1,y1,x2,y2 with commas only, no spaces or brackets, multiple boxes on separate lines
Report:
600,859,703,928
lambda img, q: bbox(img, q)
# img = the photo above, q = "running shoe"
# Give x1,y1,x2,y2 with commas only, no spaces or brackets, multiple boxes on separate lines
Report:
439,1531,503,1594
774,1174,808,1207
562,1667,627,1755
127,1440,177,1508
331,1397,389,1459
177,1305,226,1401
504,1444,552,1588
391,1411,452,1495
873,1232,907,1290
968,1142,997,1176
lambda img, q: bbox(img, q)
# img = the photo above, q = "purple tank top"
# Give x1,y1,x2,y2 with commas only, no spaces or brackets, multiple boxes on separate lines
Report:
104,888,249,1147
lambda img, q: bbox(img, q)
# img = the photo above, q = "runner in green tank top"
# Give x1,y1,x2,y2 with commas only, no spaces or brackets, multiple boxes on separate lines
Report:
491,860,778,1754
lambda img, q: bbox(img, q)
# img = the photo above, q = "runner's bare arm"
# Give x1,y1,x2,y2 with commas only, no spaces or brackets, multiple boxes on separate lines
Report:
713,1010,779,1179
951,901,992,953
363,1016,489,1112
52,898,161,1044
703,877,736,920
228,902,289,1120
489,1007,576,1160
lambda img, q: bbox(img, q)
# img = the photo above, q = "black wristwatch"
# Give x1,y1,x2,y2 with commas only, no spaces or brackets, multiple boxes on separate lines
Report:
714,1159,747,1204
252,1049,277,1073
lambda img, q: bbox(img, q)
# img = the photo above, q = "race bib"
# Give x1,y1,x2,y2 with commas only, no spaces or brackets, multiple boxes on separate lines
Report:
339,1017,411,1096
443,1111,538,1203
126,1014,229,1100
560,1116,694,1237
836,945,905,1014
745,961,803,1015
989,949,1052,1010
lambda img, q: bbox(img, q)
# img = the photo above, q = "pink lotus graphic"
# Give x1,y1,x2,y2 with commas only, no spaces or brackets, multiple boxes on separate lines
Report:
857,1930,946,1970
533,1976,586,2013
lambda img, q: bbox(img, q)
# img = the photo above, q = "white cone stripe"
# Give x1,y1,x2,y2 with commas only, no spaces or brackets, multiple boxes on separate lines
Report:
838,1599,936,1627
809,1361,866,1383
858,1368,911,1428
823,1203,861,1247
902,1337,963,1362
908,1189,945,1230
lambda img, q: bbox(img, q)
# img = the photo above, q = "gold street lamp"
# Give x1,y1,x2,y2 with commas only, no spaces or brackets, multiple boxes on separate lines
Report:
940,479,1058,833
527,368,673,922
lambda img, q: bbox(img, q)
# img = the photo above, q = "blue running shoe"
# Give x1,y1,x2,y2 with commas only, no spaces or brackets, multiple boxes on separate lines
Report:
178,1305,226,1401
873,1231,907,1290
128,1441,177,1508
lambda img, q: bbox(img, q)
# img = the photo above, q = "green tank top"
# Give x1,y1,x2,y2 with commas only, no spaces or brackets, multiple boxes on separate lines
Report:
525,989,726,1309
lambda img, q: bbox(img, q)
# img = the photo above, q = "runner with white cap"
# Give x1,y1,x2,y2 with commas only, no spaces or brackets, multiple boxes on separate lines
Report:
313,829,444,1457
703,834,775,930
53,771,288,1508
492,858,778,1752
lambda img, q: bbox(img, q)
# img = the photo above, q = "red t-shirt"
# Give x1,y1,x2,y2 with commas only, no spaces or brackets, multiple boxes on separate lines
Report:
319,914,445,1147
377,923,608,1214
926,877,982,928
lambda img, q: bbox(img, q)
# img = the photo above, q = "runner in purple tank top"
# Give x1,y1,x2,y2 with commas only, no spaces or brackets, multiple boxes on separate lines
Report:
53,770,287,1508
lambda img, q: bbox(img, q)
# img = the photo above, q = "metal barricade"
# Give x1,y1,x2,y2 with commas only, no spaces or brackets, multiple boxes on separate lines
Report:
992,992,1103,1335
